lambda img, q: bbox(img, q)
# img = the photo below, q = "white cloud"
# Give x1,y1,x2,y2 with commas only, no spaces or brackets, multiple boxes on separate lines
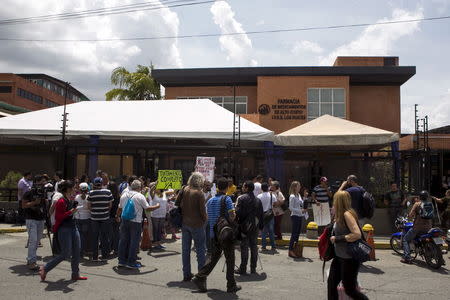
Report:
319,7,424,65
292,40,324,55
210,1,257,66
0,0,182,100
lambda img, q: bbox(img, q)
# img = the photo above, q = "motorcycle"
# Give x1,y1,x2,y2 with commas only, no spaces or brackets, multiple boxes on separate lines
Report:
390,216,445,269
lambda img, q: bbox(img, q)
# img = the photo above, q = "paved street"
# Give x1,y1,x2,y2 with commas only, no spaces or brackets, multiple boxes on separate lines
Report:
1,231,449,300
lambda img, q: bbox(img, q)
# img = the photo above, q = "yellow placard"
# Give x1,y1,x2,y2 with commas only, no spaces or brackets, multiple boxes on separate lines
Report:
156,170,182,190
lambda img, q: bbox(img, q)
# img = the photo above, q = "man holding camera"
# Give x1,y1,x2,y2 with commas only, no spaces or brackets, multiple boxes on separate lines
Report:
22,175,47,270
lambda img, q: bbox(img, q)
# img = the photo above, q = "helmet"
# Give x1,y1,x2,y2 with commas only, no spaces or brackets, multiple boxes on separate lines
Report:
419,190,429,201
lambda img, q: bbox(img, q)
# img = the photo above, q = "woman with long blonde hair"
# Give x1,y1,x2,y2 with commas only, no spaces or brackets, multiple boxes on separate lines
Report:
327,191,368,300
288,181,307,258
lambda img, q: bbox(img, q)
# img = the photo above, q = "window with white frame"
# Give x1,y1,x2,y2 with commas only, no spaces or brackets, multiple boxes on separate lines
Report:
307,88,345,121
177,96,248,114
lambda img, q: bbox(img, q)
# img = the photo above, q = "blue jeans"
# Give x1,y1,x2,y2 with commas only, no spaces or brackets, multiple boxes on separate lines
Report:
44,225,81,277
181,225,206,278
118,220,142,265
90,219,111,259
25,219,44,264
261,218,275,248
76,219,90,256
402,229,419,260
289,216,303,250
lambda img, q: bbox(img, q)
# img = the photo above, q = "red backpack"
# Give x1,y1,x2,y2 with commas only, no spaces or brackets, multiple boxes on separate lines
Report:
318,222,335,281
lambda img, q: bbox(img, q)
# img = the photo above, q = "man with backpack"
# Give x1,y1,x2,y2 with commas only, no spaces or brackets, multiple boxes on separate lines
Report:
339,175,374,226
235,181,264,275
401,190,434,264
116,180,160,269
192,177,241,294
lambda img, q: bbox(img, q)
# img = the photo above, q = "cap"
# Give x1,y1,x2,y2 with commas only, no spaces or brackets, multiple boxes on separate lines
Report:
79,182,89,191
320,177,328,182
93,177,103,186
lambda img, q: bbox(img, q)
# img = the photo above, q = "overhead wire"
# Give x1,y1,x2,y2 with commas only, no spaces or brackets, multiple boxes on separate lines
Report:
0,0,217,25
0,15,449,42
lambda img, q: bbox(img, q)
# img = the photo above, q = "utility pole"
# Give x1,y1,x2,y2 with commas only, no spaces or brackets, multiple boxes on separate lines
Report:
61,82,70,178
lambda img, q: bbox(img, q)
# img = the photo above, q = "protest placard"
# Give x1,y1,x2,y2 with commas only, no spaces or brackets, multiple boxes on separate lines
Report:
195,156,215,182
156,170,183,190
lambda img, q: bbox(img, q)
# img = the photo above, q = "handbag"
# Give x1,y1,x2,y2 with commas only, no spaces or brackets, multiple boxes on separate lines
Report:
263,193,274,225
168,187,185,229
346,220,372,263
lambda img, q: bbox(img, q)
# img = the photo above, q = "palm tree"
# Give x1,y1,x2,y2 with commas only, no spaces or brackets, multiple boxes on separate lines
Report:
105,64,161,100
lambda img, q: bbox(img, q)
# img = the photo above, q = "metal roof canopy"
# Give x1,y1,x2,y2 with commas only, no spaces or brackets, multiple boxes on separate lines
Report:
153,66,416,87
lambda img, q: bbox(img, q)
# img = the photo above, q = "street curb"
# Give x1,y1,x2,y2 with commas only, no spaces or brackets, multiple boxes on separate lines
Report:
258,238,447,250
0,228,27,234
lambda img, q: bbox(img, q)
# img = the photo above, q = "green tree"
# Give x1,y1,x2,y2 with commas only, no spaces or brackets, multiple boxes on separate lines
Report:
105,64,161,100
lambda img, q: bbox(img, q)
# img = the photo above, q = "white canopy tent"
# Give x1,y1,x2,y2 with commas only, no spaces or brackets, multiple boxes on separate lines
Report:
0,99,273,142
275,114,398,147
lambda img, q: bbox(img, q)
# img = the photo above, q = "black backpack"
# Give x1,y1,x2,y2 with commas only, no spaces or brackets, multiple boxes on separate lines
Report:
419,201,434,219
360,187,375,219
214,196,237,244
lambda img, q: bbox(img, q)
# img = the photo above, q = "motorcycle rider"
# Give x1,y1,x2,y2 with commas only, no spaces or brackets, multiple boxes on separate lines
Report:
401,190,433,264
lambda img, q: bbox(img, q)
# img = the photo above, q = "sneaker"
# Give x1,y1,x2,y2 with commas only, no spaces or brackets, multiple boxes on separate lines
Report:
234,268,247,275
183,273,194,282
27,262,39,271
400,258,413,264
227,285,242,293
118,262,127,268
126,263,142,269
71,275,88,281
192,276,207,293
261,246,267,251
39,266,47,281
91,258,100,262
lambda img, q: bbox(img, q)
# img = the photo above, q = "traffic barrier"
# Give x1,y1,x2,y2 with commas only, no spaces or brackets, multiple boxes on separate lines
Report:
140,219,151,251
306,222,318,239
363,224,376,261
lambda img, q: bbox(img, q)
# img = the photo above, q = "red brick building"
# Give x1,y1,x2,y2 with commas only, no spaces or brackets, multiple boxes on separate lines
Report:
0,73,89,114
153,56,414,134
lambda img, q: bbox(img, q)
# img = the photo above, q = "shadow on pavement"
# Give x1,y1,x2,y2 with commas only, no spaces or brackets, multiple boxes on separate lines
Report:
112,266,158,276
413,260,449,275
149,251,180,259
9,264,38,277
291,257,313,263
166,280,196,290
43,279,75,293
359,264,385,275
206,289,239,300
235,272,267,282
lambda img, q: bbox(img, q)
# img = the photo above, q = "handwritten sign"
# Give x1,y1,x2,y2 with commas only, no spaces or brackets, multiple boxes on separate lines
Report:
195,157,215,182
156,170,183,190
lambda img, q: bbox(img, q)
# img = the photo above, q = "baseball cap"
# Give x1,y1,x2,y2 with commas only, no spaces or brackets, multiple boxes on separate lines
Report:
320,177,328,182
93,177,103,186
79,182,89,191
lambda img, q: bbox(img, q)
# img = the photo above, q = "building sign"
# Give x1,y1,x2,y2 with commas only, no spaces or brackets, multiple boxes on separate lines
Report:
270,98,306,120
195,156,215,182
156,170,183,190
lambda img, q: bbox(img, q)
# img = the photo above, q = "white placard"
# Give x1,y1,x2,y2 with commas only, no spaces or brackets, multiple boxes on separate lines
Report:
195,156,215,182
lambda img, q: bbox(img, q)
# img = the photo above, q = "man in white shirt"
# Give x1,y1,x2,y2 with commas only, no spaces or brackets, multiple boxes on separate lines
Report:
257,183,276,251
253,175,263,197
116,180,159,269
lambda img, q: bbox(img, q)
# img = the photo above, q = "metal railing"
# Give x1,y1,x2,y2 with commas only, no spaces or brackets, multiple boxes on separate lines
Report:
0,188,17,202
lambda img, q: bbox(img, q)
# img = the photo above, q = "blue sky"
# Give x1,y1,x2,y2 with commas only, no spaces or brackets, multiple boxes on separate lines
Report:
0,0,449,133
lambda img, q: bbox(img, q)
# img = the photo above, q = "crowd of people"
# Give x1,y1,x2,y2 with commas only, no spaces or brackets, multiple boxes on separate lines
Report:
15,169,450,298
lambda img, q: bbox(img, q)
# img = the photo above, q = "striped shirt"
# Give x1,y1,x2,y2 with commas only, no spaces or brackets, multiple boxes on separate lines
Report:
88,189,113,221
206,194,234,238
313,185,330,203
